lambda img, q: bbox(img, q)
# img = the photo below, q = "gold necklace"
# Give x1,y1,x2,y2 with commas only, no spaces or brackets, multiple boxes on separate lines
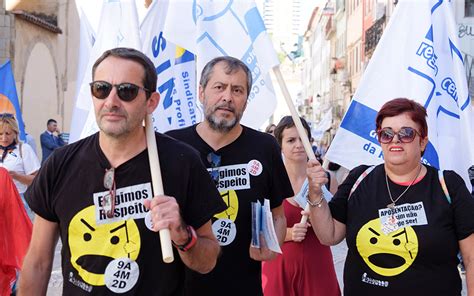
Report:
385,165,422,209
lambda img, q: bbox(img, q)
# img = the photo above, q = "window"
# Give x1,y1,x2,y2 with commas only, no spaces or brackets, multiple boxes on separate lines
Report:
466,0,474,17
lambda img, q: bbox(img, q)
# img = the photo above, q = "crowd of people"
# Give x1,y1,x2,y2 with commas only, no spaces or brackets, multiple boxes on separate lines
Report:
0,48,473,296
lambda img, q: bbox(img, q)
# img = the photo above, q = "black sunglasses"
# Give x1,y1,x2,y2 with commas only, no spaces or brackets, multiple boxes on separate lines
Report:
103,167,116,218
0,113,14,119
377,127,421,144
207,152,221,186
90,81,150,102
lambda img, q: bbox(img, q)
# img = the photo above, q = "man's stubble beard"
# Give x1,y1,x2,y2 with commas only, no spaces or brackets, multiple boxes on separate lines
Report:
204,101,245,133
96,107,140,139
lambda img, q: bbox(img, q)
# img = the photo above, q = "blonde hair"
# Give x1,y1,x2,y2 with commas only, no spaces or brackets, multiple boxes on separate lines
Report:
0,115,20,144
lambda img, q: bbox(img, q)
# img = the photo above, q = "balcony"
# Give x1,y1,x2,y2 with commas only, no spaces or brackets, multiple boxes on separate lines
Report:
364,16,385,56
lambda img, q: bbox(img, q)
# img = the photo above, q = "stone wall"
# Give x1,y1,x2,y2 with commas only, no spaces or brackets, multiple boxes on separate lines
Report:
0,0,13,64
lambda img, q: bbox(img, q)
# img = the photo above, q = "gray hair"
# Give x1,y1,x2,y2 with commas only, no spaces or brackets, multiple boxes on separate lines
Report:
200,56,253,97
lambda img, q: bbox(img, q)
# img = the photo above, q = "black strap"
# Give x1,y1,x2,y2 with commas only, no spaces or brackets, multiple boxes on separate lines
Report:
0,140,16,163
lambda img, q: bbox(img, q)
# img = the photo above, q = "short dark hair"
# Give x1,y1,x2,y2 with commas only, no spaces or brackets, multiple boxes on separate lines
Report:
274,116,311,147
47,119,57,126
200,56,252,97
92,47,157,98
375,98,428,138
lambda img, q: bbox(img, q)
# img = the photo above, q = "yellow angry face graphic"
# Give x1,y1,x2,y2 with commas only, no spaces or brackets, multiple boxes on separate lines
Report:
356,218,418,277
68,206,141,286
214,190,239,222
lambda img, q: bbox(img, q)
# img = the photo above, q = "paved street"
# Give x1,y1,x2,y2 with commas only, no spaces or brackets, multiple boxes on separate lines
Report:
47,240,467,295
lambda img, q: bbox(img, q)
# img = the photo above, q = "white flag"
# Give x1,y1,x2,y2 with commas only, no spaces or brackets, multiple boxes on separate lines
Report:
69,5,96,143
69,0,141,143
140,0,200,132
312,107,332,143
162,0,279,129
326,0,474,190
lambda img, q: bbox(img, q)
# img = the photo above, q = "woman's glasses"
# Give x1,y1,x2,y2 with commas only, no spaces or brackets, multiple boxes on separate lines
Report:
207,152,221,185
103,167,116,218
90,81,149,102
0,113,14,119
377,127,421,144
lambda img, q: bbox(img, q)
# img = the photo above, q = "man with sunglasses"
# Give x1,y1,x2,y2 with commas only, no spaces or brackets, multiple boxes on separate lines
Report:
167,56,293,296
20,48,226,295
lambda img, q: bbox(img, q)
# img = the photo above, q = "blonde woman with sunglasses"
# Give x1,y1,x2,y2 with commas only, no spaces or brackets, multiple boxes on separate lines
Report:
0,113,40,218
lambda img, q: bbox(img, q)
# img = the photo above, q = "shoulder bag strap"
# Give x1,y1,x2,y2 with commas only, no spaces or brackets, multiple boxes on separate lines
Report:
348,165,376,200
438,170,452,204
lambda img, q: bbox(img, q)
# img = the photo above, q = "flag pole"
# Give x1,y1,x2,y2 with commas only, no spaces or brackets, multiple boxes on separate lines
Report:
273,66,316,224
145,114,174,263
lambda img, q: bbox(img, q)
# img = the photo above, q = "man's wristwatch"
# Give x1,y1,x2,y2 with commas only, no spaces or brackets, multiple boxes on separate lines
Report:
172,225,197,252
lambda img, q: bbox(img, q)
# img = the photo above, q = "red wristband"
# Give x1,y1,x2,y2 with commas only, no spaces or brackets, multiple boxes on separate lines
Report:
172,225,197,252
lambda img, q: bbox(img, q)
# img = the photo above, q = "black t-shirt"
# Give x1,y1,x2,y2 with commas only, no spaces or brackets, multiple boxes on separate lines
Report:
329,164,474,296
167,125,293,296
25,132,226,296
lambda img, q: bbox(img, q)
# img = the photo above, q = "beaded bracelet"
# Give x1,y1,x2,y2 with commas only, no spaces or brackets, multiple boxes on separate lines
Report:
306,194,325,208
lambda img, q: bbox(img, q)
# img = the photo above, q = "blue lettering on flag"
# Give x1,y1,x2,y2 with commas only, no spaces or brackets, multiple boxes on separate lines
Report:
242,48,260,82
150,33,176,112
416,42,438,75
152,33,166,58
441,77,458,103
156,60,171,75
158,79,175,109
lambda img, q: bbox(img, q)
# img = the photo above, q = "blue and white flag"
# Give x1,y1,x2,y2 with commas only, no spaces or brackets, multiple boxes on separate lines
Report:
162,0,279,129
0,60,26,141
69,0,141,143
140,0,199,132
326,0,474,190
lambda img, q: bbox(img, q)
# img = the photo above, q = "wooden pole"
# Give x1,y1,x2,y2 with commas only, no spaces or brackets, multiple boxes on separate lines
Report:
273,66,317,224
145,114,174,263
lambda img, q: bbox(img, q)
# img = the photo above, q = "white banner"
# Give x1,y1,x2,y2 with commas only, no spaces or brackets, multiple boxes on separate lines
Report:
69,0,142,143
326,0,474,190
162,0,280,129
140,0,200,132
312,107,332,143
69,2,96,143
